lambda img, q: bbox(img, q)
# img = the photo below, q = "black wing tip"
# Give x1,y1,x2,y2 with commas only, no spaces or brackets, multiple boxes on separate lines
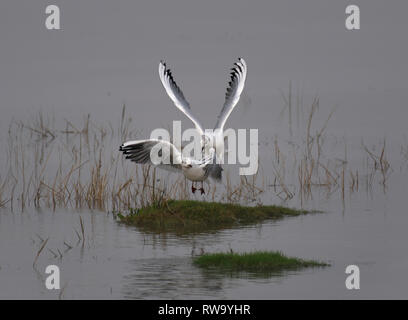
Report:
119,143,135,152
236,57,246,69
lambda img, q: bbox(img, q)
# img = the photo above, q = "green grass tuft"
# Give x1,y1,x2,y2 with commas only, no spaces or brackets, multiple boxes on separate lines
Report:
193,251,329,274
117,200,316,234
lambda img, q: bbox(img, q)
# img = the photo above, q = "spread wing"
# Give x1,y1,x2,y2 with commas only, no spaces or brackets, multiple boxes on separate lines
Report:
159,61,205,136
214,58,247,130
120,139,183,172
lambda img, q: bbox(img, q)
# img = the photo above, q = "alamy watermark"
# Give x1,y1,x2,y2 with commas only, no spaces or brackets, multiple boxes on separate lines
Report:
149,121,258,176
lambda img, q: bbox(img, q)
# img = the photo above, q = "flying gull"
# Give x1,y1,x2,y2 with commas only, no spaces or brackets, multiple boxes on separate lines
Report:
120,58,247,194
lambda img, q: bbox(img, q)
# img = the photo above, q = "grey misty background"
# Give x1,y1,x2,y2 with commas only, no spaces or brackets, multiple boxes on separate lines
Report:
0,0,407,139
1,1,408,300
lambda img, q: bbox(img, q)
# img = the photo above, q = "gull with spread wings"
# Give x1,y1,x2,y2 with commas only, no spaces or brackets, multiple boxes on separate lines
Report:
119,58,247,194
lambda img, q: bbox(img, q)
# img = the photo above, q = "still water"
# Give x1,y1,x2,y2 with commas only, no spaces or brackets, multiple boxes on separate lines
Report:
1,170,407,299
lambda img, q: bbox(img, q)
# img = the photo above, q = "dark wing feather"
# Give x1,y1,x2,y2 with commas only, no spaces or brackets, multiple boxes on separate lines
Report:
119,139,182,172
214,58,247,130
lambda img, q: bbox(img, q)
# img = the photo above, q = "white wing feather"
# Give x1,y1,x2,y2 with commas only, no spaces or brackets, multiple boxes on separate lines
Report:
159,61,205,136
214,58,247,130
120,139,183,172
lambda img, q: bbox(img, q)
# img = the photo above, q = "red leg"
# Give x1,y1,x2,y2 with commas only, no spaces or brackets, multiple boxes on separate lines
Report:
191,182,197,193
200,181,205,195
